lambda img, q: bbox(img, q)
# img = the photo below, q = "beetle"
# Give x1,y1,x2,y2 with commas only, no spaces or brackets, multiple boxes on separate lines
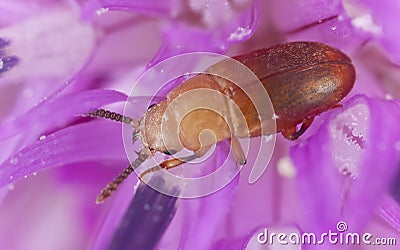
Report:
88,41,355,203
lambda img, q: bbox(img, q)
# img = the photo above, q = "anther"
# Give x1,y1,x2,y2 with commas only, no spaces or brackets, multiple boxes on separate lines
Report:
0,56,19,74
0,38,10,49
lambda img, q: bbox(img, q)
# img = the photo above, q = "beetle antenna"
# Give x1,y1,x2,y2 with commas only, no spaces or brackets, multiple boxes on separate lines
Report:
96,150,149,204
85,109,140,130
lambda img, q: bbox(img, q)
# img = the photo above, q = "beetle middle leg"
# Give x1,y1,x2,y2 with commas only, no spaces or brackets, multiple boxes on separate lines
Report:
282,117,314,140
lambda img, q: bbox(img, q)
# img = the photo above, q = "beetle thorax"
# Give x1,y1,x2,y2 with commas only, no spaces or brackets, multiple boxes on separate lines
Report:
141,102,183,152
141,91,233,153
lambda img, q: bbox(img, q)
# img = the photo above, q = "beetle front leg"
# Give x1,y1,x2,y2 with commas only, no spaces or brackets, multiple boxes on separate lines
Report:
138,146,211,179
231,136,246,165
282,117,314,140
138,154,197,179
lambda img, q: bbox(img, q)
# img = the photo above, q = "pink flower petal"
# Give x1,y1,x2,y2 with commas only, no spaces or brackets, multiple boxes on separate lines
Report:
0,89,127,140
157,142,239,250
0,8,96,84
291,94,400,233
107,175,179,250
0,120,127,189
149,3,258,66
344,0,400,65
379,195,400,233
83,0,181,18
267,0,368,52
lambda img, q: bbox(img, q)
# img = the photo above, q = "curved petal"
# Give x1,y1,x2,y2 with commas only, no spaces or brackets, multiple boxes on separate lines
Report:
344,0,400,65
106,175,179,250
83,0,181,18
149,3,259,66
0,0,60,25
268,0,368,52
0,8,96,85
0,89,127,140
156,141,239,250
291,95,400,233
0,6,98,123
214,227,262,249
379,195,400,234
0,120,127,189
92,174,139,250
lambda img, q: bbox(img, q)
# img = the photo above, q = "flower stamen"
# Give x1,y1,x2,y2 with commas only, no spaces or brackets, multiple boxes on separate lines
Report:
0,38,19,75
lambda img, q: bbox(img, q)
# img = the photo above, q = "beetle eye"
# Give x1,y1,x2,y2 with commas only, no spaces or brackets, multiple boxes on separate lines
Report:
163,150,177,155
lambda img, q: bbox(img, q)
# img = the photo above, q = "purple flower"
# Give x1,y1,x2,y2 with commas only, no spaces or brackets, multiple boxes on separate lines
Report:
1,0,400,249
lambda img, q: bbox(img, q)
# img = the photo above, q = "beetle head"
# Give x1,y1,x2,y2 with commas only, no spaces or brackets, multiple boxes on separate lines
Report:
141,102,183,154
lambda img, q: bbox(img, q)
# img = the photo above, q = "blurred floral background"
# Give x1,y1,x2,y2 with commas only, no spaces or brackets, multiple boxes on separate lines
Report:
0,0,400,249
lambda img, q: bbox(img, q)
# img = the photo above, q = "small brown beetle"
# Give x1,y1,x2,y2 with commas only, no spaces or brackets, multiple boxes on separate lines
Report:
88,42,355,203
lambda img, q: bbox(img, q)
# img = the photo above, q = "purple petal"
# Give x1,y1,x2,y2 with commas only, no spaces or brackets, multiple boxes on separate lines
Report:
156,142,239,250
379,195,400,233
214,229,259,249
107,175,179,250
214,226,268,249
268,0,342,31
149,3,258,66
0,120,127,189
0,169,103,250
291,94,400,233
0,0,60,25
0,89,127,140
178,178,239,249
0,7,97,124
345,0,400,65
94,142,231,250
92,175,138,250
0,8,96,85
268,0,368,52
83,0,181,18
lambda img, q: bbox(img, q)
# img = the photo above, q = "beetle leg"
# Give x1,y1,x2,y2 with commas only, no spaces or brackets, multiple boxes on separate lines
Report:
231,136,246,165
330,103,343,111
138,146,211,179
282,117,314,140
138,154,197,179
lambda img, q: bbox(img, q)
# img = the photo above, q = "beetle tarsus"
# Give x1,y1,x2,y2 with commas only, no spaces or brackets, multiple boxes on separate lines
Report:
282,117,314,140
330,103,344,111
